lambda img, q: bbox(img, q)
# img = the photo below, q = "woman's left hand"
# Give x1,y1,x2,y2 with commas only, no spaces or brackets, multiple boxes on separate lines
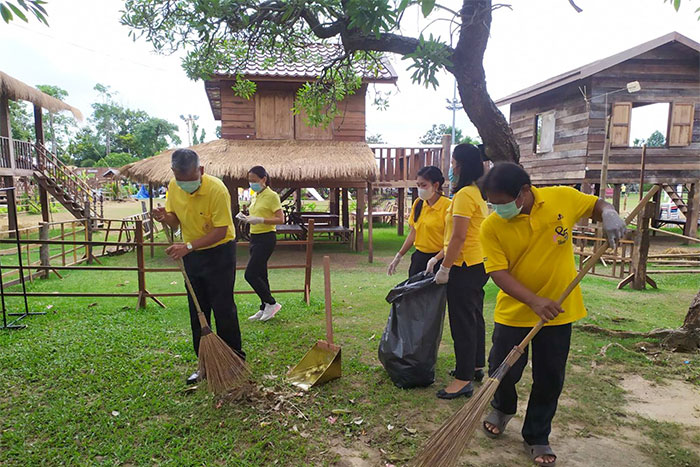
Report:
247,216,264,225
435,265,450,284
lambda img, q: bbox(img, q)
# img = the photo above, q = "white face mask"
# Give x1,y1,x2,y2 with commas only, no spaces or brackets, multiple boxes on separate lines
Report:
418,187,434,201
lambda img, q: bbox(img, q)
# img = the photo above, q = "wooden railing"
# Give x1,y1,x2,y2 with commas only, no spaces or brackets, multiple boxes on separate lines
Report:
35,143,101,218
0,219,317,308
0,136,34,170
372,146,444,183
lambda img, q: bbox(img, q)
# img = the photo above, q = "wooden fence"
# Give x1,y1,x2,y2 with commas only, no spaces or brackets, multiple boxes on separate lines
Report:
0,220,316,309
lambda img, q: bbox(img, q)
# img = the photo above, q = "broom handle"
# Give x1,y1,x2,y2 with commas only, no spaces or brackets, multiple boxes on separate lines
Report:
161,221,209,330
514,184,660,353
323,255,333,345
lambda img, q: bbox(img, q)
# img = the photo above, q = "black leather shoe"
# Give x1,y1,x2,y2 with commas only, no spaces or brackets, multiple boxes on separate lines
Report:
448,369,485,382
436,382,474,400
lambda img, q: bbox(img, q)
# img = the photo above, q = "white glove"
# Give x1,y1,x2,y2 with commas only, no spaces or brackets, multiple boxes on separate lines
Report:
387,253,402,276
247,216,264,225
235,212,248,222
435,265,450,284
425,256,439,275
602,209,627,249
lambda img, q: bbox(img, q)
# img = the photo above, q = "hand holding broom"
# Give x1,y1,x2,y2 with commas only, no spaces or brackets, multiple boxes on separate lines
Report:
159,217,249,395
413,185,660,467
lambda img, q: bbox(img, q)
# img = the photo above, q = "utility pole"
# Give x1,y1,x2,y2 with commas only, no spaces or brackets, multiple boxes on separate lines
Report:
180,114,198,146
445,80,463,144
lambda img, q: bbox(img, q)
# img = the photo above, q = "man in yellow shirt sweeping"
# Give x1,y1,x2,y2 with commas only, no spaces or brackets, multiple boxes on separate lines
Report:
152,149,243,385
479,163,626,467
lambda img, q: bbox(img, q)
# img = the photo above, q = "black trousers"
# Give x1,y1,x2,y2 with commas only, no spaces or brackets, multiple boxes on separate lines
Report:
446,262,488,381
489,323,572,446
245,232,277,306
408,249,442,277
182,241,244,358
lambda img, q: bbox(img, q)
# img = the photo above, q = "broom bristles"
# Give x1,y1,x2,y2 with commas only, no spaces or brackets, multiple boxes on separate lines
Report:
413,360,513,467
198,330,250,395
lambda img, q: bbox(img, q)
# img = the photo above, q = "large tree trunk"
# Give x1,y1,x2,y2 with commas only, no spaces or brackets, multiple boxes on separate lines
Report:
453,0,520,163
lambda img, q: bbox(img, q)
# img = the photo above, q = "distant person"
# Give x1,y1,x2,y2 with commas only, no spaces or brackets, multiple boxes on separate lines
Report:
237,166,285,322
426,144,489,400
152,148,243,385
479,163,626,467
387,166,449,277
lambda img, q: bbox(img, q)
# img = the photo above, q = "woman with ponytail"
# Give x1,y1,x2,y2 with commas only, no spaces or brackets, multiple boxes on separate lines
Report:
387,166,450,277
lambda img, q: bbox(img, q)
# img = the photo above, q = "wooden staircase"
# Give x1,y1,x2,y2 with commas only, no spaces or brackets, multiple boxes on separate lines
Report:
662,184,689,215
33,144,101,220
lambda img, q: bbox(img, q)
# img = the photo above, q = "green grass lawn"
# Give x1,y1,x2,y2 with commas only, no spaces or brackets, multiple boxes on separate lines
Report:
0,226,698,466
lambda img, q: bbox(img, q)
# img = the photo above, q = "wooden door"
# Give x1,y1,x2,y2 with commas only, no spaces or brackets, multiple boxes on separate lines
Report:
668,102,695,147
255,92,294,139
611,102,632,147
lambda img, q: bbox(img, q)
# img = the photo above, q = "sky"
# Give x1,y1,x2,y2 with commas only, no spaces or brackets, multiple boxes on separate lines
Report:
1,0,699,146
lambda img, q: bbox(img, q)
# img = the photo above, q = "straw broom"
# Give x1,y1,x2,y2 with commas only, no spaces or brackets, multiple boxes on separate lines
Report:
161,222,249,395
413,185,660,467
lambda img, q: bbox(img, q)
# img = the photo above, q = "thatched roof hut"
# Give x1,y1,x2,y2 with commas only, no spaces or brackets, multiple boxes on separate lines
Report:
120,139,377,188
0,71,83,120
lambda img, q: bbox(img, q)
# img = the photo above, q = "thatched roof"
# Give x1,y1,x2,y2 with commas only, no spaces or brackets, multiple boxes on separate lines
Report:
120,139,377,185
0,71,83,120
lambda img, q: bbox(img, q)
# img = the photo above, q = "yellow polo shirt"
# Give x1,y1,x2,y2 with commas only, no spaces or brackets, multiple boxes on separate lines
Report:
480,186,598,327
165,174,235,249
408,196,450,254
444,184,488,267
249,187,282,234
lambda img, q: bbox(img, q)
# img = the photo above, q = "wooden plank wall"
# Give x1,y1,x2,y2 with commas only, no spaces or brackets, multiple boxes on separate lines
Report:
218,81,366,142
509,81,590,184
586,42,700,183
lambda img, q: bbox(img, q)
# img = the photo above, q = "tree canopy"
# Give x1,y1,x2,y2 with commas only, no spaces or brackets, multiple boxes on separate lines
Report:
419,124,480,145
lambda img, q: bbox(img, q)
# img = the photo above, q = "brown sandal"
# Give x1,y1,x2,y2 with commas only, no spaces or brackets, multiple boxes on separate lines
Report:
482,408,514,438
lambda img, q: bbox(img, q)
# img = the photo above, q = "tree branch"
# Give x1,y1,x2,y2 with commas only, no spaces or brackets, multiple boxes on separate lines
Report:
567,0,583,13
300,8,344,38
344,33,453,57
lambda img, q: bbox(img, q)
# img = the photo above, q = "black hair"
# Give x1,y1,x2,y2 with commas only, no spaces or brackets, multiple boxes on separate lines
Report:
414,166,445,222
248,165,270,186
451,143,484,194
480,162,532,199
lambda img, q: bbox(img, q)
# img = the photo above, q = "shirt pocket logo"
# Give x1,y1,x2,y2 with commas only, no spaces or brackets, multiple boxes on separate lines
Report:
552,224,569,245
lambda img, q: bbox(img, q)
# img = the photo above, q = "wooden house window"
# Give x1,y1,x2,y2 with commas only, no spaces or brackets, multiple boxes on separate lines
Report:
668,102,695,147
610,102,632,147
534,111,555,153
255,92,294,139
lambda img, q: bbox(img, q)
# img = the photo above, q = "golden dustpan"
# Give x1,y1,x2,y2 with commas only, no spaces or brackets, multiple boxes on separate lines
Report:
287,256,341,390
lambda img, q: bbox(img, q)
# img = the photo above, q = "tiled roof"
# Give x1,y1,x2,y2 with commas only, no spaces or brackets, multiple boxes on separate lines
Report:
219,44,397,82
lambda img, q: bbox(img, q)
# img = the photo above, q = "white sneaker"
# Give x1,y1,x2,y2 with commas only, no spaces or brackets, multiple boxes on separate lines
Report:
260,303,282,321
248,309,264,321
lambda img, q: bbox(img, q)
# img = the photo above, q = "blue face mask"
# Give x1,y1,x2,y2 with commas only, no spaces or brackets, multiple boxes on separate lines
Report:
493,194,523,220
448,167,458,184
249,182,263,193
176,179,201,194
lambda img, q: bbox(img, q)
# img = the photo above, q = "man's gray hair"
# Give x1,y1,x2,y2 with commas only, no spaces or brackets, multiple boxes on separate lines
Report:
171,148,200,173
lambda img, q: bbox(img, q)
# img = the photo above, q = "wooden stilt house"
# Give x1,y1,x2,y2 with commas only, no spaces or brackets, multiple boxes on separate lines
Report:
496,32,700,237
122,45,398,257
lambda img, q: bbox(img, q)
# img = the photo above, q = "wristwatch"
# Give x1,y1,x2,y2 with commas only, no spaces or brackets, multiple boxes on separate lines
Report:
186,242,193,251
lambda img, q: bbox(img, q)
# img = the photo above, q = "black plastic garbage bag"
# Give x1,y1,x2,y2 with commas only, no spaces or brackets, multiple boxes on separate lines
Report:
378,273,447,388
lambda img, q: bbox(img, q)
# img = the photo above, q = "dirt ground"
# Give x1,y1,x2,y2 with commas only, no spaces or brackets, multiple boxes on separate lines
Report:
329,372,700,467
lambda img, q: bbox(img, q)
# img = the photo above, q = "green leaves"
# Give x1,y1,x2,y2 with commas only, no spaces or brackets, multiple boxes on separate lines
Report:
346,0,397,39
0,1,48,25
402,34,452,89
292,65,363,128
421,0,435,17
231,75,257,100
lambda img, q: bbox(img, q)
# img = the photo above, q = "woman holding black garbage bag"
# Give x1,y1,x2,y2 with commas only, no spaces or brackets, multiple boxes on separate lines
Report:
387,166,450,277
426,143,489,400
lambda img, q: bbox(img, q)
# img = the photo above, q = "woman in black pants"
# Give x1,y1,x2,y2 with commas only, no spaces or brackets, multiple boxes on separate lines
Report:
429,144,489,399
387,166,450,277
237,166,284,322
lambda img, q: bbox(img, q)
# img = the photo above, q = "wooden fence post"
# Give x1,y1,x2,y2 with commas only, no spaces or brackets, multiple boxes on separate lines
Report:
85,201,93,265
135,219,147,309
304,219,315,305
631,201,656,290
149,183,155,258
39,222,49,279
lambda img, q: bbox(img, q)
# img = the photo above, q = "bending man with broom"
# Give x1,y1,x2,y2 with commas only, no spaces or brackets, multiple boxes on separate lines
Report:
479,163,626,467
152,148,245,386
